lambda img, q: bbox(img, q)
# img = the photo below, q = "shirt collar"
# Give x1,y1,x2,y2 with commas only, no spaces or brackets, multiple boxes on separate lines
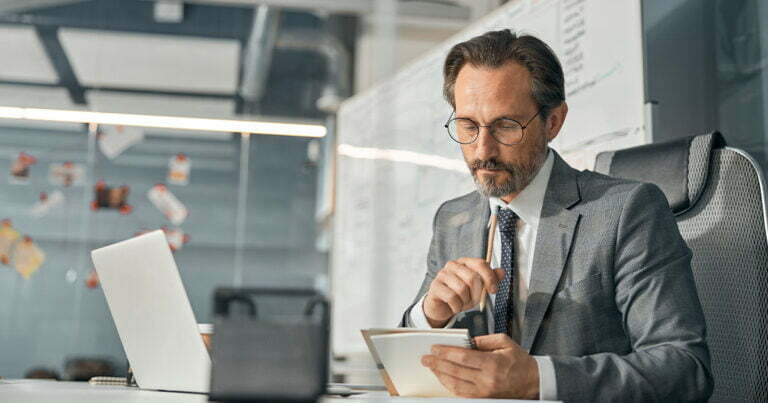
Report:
487,149,554,228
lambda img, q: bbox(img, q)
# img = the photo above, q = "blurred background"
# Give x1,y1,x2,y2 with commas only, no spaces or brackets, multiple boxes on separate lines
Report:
0,0,765,383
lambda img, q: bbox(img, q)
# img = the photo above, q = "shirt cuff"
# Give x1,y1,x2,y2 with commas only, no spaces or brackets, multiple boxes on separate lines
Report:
533,356,557,401
408,295,458,328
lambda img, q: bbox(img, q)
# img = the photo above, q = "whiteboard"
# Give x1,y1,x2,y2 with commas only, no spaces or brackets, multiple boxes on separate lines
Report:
332,0,646,355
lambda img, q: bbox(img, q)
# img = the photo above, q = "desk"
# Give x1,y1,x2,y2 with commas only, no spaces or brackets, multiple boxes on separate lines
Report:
0,380,557,402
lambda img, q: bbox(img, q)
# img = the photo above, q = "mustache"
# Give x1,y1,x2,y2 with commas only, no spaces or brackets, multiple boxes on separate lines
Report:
469,158,515,172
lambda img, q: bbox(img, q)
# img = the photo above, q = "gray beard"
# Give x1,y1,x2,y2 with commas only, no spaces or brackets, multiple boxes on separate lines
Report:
471,150,547,198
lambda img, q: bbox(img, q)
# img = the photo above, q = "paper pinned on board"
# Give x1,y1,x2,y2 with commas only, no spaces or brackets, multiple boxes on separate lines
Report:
91,181,132,214
163,227,189,251
147,184,188,226
85,268,100,289
10,152,37,183
12,236,46,279
167,153,191,186
30,190,65,218
134,227,189,252
99,125,144,159
0,219,21,265
49,162,85,187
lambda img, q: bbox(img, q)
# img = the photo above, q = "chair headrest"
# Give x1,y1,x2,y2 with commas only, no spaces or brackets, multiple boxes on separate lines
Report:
606,132,726,215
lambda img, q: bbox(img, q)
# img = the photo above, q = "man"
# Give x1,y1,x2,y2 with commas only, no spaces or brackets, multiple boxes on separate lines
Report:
400,30,713,402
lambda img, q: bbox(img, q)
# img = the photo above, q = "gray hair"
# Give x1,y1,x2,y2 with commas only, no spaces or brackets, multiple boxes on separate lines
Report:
443,29,565,119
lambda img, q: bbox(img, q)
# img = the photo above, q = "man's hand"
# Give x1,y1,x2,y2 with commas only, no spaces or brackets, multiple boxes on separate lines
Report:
420,333,540,399
423,257,505,328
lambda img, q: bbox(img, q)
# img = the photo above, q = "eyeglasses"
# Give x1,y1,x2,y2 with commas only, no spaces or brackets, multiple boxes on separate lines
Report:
444,108,542,146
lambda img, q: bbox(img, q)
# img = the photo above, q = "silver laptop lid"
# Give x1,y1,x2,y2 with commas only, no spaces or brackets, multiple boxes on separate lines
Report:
92,230,210,393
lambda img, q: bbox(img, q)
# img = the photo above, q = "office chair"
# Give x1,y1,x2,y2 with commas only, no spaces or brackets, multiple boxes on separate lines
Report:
594,132,768,403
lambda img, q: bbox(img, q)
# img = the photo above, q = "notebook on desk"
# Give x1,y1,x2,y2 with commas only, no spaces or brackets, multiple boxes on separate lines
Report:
361,328,474,397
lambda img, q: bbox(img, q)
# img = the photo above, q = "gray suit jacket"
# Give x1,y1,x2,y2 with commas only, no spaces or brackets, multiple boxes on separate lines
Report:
400,152,713,402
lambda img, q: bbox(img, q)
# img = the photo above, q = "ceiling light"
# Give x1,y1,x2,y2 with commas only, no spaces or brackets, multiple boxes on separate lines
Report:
337,144,467,173
0,106,326,138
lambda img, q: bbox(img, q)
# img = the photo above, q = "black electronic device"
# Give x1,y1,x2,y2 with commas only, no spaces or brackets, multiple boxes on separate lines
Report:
208,288,330,403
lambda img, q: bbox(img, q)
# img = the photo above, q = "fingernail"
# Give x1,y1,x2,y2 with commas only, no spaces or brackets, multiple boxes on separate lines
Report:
421,356,432,367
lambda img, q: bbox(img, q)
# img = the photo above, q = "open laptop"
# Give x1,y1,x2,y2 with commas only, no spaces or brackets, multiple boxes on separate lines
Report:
92,230,211,393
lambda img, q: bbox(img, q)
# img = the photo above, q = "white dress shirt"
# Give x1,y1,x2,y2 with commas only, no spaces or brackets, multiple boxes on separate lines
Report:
409,150,558,400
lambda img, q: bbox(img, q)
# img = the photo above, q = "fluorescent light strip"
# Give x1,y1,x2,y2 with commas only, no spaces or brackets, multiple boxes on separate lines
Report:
0,106,326,138
337,144,468,173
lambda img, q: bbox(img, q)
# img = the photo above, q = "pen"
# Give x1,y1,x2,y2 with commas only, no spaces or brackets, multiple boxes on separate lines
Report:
479,207,498,312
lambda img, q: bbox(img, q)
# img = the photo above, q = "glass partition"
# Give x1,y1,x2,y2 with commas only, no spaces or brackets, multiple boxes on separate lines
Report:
0,1,333,380
0,122,324,379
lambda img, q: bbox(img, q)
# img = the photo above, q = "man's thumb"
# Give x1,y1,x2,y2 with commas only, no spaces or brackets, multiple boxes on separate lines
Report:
474,333,516,351
493,268,506,282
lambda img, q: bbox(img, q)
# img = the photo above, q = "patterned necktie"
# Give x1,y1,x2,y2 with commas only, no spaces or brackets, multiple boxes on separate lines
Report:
492,208,518,335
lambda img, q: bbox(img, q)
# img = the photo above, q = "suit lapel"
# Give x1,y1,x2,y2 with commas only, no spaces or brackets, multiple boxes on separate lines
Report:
521,153,582,351
456,192,491,260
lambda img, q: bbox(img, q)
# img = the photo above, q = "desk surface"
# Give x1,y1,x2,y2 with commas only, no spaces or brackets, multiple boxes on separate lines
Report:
0,380,555,402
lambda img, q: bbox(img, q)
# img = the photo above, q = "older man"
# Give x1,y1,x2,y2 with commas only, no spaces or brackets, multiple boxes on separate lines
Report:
401,30,713,402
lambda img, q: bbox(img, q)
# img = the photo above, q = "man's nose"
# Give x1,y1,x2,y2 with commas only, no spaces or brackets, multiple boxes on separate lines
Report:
474,126,498,160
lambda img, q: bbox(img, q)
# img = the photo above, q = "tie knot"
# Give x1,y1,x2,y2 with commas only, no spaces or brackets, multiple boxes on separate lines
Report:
497,208,518,233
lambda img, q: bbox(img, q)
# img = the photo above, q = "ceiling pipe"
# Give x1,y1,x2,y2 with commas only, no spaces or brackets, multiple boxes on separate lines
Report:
275,28,351,113
239,4,280,104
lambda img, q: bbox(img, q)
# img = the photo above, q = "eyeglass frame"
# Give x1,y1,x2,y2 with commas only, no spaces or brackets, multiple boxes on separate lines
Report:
444,107,543,146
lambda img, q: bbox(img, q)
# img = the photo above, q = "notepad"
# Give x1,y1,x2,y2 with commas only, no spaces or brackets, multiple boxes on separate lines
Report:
362,328,473,397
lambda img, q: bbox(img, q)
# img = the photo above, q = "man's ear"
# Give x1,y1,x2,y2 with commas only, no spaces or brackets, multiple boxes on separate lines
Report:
545,102,568,142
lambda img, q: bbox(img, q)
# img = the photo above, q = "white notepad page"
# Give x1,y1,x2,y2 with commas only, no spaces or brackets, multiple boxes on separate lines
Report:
370,331,472,397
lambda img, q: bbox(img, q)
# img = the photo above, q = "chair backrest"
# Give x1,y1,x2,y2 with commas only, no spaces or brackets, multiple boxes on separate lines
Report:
595,132,768,403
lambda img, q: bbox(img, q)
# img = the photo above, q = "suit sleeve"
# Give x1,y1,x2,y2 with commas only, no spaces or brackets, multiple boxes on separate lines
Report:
400,201,447,327
549,183,713,402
